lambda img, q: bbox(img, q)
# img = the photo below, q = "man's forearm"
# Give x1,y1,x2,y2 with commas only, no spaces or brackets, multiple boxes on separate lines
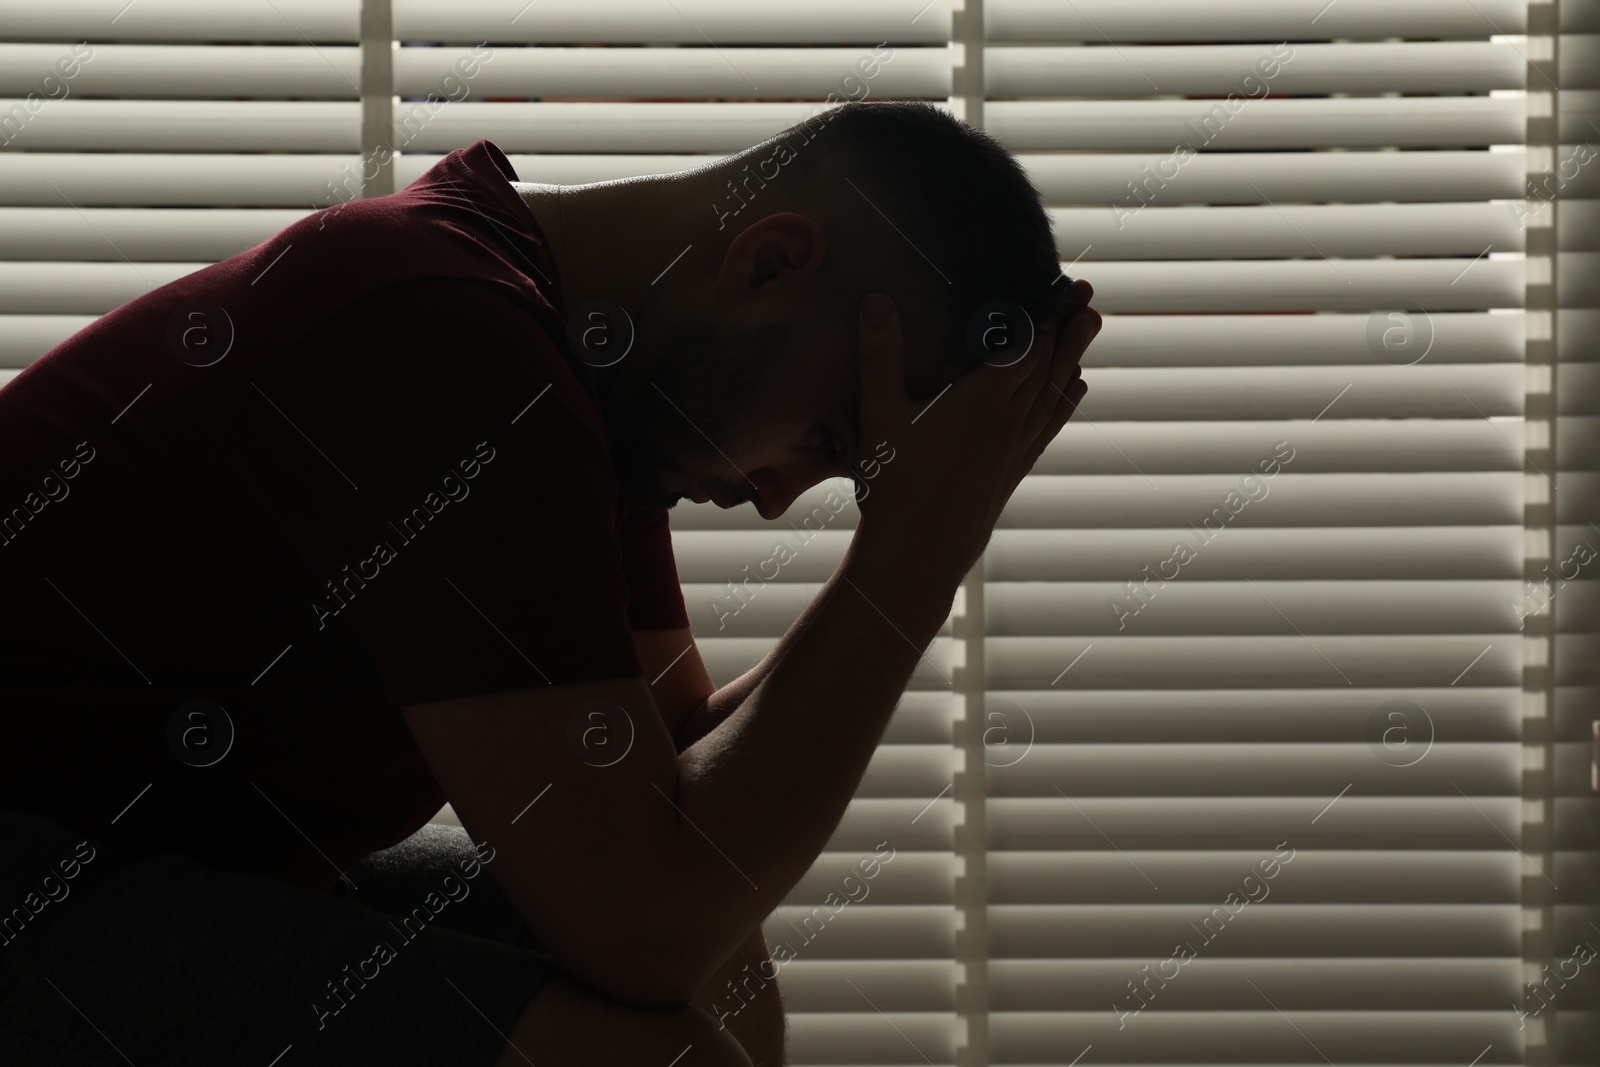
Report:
674,562,847,753
667,516,962,952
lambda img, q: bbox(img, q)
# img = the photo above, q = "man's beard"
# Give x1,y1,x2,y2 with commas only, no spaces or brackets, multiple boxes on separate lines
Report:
600,318,791,511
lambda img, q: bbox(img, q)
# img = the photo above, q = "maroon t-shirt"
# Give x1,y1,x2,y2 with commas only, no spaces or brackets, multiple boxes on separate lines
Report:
0,139,689,892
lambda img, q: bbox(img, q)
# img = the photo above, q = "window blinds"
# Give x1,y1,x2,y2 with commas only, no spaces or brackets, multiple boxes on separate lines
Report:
0,0,364,379
982,4,1597,1067
1,1,1595,1065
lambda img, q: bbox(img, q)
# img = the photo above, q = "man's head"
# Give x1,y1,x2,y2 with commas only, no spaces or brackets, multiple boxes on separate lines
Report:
585,100,1074,518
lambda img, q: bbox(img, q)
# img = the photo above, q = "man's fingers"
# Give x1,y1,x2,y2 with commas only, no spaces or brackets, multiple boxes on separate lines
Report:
1022,305,1099,439
1023,376,1088,473
1013,316,1059,398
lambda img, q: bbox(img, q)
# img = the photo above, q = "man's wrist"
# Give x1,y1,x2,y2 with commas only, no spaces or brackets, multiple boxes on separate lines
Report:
850,512,969,598
844,514,966,646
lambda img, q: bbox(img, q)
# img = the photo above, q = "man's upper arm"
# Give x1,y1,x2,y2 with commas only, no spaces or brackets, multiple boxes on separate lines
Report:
220,278,729,1002
617,504,714,745
220,278,647,701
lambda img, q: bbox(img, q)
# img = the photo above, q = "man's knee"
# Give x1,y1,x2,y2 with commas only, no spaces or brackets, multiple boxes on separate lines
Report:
693,929,786,1066
496,973,754,1067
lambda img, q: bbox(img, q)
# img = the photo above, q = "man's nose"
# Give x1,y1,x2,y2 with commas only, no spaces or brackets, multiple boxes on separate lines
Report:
747,457,834,521
750,474,801,521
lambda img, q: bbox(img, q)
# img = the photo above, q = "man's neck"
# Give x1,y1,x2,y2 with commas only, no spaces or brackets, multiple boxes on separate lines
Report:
514,176,704,401
514,176,705,319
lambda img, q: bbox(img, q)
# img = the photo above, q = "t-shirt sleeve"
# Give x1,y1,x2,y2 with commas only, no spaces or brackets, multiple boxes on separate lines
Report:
216,277,652,707
618,504,690,632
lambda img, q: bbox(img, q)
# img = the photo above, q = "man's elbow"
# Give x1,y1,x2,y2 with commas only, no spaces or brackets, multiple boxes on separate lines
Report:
562,926,721,1011
673,695,718,753
564,963,697,1012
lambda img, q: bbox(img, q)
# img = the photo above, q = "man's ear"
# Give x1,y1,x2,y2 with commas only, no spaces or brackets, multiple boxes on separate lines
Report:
717,212,827,301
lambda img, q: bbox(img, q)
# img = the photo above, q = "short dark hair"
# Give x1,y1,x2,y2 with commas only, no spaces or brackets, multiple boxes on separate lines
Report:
730,99,1074,397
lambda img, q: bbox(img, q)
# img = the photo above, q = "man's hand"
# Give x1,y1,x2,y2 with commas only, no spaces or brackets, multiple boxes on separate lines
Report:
852,280,1099,580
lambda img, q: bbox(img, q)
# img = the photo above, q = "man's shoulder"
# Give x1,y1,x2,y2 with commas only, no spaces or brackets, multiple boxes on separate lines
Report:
293,276,608,456
335,275,578,381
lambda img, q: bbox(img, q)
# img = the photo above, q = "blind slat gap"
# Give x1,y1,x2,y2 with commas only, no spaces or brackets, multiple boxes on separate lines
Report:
359,0,394,198
951,4,989,1066
1520,3,1562,1064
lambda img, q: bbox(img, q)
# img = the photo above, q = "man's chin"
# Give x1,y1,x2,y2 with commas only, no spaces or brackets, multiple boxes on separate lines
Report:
615,475,682,513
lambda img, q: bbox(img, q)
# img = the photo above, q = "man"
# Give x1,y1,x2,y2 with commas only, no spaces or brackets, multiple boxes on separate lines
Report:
0,100,1096,1065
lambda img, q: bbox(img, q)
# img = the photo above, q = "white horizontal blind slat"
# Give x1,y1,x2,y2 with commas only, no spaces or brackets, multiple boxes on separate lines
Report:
1045,259,1524,313
1048,203,1526,260
394,47,950,100
988,41,1527,97
986,0,1528,42
388,101,923,154
1017,151,1530,203
0,101,363,151
987,528,1517,582
0,153,368,206
0,0,358,41
986,98,1526,150
0,44,360,97
391,0,953,44
0,208,311,260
